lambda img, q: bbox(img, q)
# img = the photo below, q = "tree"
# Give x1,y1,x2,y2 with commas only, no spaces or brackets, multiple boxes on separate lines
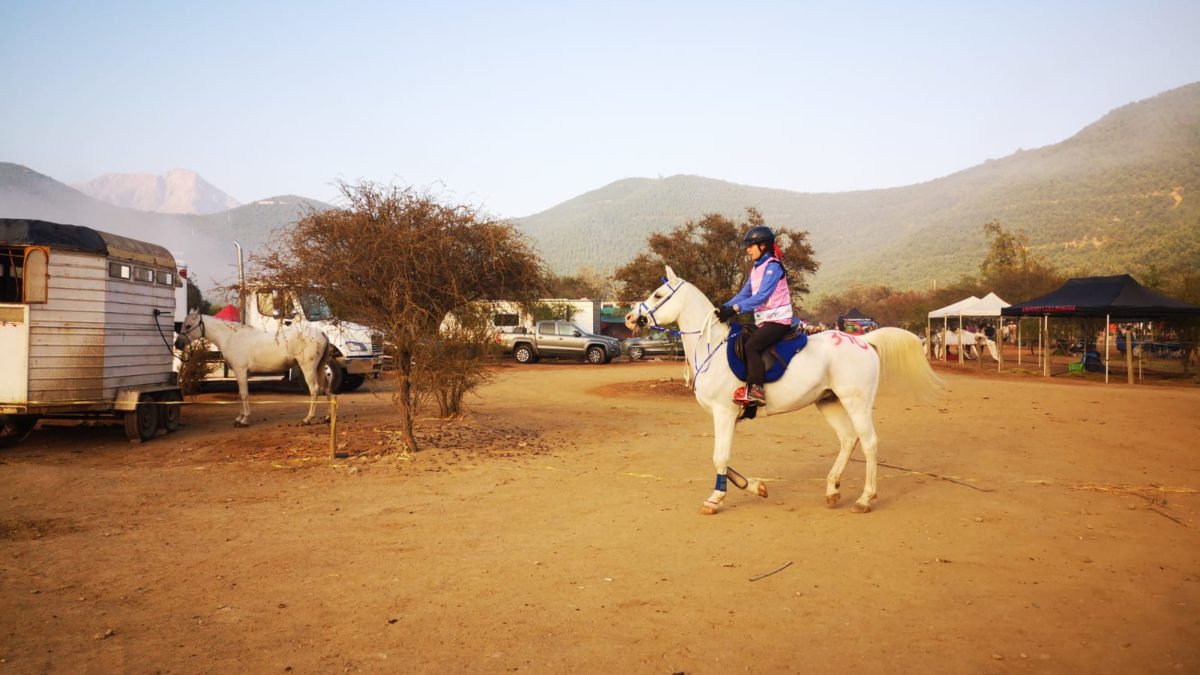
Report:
546,269,616,299
979,221,1064,302
253,181,547,452
614,208,819,307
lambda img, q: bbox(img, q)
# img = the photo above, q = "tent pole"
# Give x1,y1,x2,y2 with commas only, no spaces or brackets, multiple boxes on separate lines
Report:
1043,315,1050,377
997,318,1003,372
957,314,964,365
943,316,948,362
1104,313,1110,384
1017,320,1022,366
1126,325,1134,385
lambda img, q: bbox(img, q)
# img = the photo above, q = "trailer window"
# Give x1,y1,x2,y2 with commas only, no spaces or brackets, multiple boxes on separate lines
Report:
133,267,154,283
156,271,174,286
23,247,48,303
109,262,131,280
1,247,25,303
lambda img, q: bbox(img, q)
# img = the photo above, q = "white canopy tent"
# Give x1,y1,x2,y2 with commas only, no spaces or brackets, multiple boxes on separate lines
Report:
926,293,1011,369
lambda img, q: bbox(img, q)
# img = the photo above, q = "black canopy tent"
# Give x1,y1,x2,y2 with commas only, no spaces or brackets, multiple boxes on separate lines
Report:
1000,275,1200,381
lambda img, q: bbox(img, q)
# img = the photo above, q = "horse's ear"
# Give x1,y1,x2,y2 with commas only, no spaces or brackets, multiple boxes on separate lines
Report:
664,265,679,284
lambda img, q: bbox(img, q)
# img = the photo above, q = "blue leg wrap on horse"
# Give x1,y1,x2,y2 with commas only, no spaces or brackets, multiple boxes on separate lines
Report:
714,474,728,491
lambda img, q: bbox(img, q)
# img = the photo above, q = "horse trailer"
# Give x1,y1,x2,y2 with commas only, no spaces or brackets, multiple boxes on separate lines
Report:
1,218,184,446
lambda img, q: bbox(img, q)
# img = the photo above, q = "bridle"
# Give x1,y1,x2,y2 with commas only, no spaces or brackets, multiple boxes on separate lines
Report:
178,314,207,345
634,278,728,389
635,277,688,330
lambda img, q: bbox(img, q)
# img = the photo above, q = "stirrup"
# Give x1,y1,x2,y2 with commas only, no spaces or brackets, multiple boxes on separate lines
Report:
733,386,753,406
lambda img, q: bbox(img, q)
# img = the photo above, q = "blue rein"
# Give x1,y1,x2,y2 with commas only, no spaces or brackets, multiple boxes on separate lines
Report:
634,278,728,390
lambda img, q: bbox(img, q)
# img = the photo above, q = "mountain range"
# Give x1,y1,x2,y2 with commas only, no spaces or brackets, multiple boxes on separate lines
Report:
516,82,1200,296
0,162,326,290
2,81,1197,299
72,169,240,215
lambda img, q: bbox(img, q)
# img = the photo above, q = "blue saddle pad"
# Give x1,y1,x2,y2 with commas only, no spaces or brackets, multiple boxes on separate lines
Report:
726,322,809,383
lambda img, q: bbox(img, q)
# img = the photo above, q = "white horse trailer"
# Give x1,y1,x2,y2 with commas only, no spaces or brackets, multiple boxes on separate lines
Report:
0,219,184,446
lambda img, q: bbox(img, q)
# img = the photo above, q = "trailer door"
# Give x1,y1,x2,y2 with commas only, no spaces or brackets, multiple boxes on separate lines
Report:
0,304,30,405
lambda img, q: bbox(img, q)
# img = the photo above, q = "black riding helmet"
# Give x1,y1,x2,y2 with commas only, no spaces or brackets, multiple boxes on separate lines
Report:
742,226,775,247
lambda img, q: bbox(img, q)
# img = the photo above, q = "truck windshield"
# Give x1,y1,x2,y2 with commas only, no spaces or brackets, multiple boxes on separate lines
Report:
298,293,333,321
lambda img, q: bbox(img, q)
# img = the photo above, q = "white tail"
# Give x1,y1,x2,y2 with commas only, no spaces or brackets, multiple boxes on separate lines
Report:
864,327,943,403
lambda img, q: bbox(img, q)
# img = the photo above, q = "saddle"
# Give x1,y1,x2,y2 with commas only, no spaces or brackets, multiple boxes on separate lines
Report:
727,320,809,384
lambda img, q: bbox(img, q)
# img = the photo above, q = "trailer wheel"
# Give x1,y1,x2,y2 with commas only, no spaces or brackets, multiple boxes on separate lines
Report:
158,391,183,432
124,396,158,442
0,415,39,449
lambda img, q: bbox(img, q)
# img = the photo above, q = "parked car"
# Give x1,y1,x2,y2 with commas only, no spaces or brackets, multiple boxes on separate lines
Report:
623,330,683,360
495,320,621,364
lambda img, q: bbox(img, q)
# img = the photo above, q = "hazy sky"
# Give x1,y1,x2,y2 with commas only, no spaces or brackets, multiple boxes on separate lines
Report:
2,1,1198,217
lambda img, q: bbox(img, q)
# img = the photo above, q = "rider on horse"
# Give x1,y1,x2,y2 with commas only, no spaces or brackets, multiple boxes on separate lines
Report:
714,226,793,405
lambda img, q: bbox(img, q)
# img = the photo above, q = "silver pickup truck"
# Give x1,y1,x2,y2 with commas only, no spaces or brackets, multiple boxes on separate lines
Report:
495,320,622,364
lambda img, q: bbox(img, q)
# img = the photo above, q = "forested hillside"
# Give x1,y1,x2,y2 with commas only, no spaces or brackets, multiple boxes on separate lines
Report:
517,83,1200,296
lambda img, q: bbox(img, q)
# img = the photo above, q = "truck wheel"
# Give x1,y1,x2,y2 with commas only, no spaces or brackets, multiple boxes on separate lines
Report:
124,396,158,442
628,346,645,361
0,415,38,449
340,374,366,392
586,346,605,364
323,363,344,394
514,345,536,364
158,390,183,432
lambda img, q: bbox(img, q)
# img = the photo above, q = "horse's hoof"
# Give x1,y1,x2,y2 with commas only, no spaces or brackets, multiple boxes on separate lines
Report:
826,493,841,507
850,502,872,514
756,483,768,498
700,500,720,515
301,418,314,426
234,420,250,428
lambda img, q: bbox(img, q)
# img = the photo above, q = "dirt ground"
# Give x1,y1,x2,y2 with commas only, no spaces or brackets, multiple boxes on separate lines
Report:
2,358,1199,674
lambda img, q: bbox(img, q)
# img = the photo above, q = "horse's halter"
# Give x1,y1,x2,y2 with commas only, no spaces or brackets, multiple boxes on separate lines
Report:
178,315,207,345
636,278,688,330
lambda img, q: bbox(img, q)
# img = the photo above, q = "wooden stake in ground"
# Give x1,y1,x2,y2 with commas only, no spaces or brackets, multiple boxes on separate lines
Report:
329,395,339,459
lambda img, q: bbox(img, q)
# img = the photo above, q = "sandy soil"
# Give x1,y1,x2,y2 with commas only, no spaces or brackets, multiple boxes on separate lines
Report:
2,359,1199,674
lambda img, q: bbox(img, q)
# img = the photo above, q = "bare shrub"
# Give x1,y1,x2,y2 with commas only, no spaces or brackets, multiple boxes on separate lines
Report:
177,338,217,396
253,181,547,451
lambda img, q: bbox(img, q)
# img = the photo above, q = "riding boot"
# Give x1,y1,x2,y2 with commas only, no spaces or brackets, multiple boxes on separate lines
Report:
747,384,766,404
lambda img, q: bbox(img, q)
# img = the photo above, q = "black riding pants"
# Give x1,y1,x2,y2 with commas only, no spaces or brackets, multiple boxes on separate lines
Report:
745,321,790,387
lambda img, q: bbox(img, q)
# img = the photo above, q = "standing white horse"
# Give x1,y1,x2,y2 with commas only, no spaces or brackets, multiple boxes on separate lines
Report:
932,327,999,361
175,310,333,427
626,267,941,514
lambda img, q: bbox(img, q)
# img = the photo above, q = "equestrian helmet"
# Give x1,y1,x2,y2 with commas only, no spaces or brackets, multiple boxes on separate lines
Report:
742,226,775,247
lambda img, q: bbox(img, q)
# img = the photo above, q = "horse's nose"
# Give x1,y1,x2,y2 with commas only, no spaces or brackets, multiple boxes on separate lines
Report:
174,335,187,350
624,311,641,332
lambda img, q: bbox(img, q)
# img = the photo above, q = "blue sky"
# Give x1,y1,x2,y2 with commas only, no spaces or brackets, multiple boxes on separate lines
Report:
2,1,1198,217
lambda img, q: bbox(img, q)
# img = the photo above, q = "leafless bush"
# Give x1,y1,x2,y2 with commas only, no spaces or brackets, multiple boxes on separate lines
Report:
177,338,216,397
252,181,547,451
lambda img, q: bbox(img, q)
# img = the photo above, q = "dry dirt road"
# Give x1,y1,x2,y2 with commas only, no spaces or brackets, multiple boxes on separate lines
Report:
2,361,1199,674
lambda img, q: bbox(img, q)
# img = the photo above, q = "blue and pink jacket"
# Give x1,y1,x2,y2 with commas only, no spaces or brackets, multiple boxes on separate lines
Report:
723,254,793,326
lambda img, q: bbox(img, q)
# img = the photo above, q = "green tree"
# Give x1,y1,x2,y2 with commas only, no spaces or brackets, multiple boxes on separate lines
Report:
614,208,819,306
979,221,1064,303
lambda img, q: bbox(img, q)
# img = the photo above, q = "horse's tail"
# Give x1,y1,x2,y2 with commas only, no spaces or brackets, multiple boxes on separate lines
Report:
863,327,943,403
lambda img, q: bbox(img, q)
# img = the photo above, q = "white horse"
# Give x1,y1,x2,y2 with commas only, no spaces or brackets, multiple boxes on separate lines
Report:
626,267,941,514
932,327,998,361
175,310,332,427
